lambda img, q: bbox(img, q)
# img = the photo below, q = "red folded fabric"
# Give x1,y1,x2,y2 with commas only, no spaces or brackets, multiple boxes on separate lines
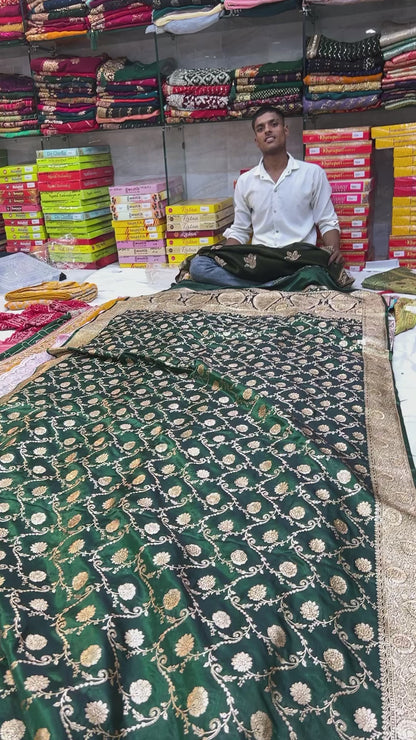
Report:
0,299,91,352
30,54,107,76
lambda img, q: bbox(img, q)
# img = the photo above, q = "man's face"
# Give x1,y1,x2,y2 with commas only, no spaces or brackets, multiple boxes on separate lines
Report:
253,112,287,155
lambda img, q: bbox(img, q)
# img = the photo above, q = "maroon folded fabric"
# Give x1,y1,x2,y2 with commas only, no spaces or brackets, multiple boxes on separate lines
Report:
0,3,21,15
87,6,151,27
30,54,107,76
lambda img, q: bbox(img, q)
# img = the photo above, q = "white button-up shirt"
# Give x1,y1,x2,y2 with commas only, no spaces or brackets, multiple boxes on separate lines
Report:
224,154,340,248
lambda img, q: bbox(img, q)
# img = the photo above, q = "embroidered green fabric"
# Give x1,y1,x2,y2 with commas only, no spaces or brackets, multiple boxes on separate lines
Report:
0,289,414,739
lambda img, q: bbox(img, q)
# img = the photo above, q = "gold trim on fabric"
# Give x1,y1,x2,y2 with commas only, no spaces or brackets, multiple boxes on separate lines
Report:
360,292,416,739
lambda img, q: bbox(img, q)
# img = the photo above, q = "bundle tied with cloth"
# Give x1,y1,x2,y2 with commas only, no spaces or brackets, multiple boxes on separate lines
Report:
176,242,355,291
4,280,98,310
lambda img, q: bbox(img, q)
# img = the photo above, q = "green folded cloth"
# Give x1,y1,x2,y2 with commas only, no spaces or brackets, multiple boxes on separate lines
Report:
361,267,416,295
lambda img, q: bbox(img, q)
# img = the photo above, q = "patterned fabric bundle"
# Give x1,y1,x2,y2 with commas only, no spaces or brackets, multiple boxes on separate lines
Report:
4,280,98,309
86,0,151,32
229,59,303,118
0,0,24,40
96,57,168,127
164,67,232,123
0,300,91,352
303,33,383,114
150,0,222,35
0,73,39,135
380,26,416,110
25,0,89,39
30,54,106,135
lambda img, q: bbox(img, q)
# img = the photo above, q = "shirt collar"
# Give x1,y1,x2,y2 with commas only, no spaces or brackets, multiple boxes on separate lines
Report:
254,153,299,180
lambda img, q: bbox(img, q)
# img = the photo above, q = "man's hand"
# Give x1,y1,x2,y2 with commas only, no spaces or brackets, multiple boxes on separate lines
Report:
328,247,344,265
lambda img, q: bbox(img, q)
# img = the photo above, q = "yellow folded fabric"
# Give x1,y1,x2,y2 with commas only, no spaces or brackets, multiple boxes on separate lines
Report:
4,280,98,310
394,297,416,335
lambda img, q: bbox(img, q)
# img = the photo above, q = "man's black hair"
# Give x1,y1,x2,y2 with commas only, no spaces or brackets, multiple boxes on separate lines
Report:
251,105,285,131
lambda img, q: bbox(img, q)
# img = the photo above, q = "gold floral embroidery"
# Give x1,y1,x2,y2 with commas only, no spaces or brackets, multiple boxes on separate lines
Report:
187,687,209,717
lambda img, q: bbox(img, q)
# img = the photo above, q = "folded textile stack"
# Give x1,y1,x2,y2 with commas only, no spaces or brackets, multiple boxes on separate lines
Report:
304,126,375,271
109,176,183,267
380,25,416,110
0,73,40,136
30,54,106,136
163,67,232,124
0,150,6,255
165,197,233,265
0,216,5,255
37,146,117,269
96,57,165,129
150,0,222,35
372,122,416,269
25,0,89,41
229,59,303,119
86,0,152,33
0,163,48,255
0,0,24,41
303,33,383,115
4,280,98,309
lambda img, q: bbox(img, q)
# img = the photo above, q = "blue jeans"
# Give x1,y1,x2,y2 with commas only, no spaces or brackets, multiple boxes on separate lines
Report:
189,256,275,288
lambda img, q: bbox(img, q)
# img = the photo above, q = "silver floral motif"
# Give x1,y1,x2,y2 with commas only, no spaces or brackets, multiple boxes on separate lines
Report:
330,576,347,594
354,624,374,642
323,649,345,672
0,720,26,740
300,601,319,620
248,584,267,601
354,707,377,732
212,611,231,628
290,682,312,705
130,680,152,705
24,675,50,692
244,253,257,270
232,652,253,672
285,250,301,261
83,700,108,726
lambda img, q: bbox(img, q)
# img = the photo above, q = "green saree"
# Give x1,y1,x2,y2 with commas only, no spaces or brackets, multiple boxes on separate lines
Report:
0,287,414,739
